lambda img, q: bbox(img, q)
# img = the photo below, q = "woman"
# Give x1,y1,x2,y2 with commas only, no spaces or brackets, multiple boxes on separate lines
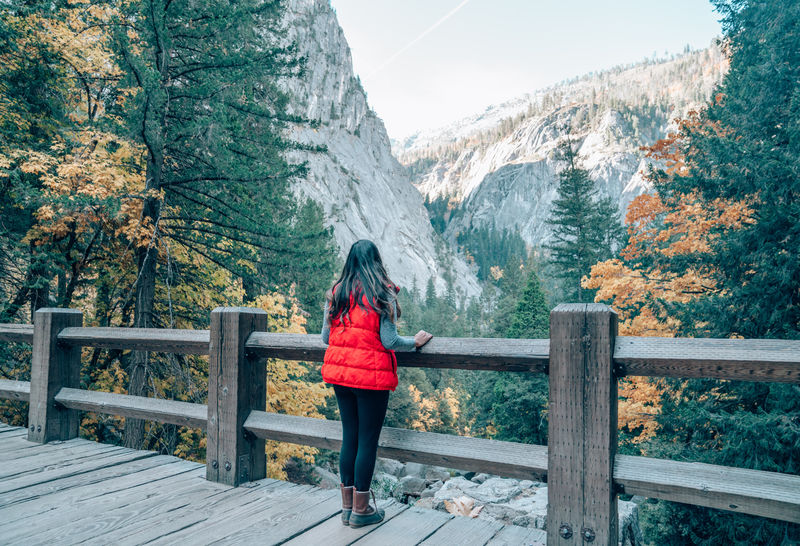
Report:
321,240,433,528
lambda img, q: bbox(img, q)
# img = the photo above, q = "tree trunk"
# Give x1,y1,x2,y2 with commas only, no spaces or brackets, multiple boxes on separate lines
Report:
124,168,161,449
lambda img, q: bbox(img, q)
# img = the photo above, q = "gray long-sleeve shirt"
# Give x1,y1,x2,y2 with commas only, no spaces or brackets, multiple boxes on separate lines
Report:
321,300,416,351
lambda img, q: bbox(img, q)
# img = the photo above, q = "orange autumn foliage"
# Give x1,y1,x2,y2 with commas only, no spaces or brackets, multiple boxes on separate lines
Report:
583,123,754,444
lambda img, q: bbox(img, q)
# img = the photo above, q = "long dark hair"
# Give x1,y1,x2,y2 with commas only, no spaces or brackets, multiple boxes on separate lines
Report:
328,240,399,324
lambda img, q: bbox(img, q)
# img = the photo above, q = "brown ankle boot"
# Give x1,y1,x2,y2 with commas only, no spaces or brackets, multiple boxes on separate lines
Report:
349,489,385,528
340,484,354,526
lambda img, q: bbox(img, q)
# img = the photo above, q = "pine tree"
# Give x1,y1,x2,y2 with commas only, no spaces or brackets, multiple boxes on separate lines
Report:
507,268,549,339
546,138,624,302
111,0,336,447
633,0,800,542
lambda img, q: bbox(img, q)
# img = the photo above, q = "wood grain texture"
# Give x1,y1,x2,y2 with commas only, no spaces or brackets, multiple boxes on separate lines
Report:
54,387,207,429
615,336,800,383
419,514,504,545
244,411,548,480
0,379,30,402
27,308,83,443
351,505,452,546
0,323,33,343
206,307,267,486
57,326,210,354
211,487,341,545
615,455,800,524
486,524,547,545
282,499,408,546
246,332,549,372
547,303,586,545
582,304,618,545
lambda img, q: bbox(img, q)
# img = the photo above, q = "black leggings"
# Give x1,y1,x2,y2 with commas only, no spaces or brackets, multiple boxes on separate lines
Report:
333,384,390,492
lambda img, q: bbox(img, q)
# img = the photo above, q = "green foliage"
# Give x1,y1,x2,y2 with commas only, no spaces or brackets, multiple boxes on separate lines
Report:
635,0,800,542
545,139,625,302
456,225,528,282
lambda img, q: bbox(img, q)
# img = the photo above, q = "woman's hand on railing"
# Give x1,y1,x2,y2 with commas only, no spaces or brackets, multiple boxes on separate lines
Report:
414,330,433,349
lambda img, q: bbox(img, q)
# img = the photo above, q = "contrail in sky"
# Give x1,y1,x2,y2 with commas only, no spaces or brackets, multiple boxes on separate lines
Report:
365,0,471,79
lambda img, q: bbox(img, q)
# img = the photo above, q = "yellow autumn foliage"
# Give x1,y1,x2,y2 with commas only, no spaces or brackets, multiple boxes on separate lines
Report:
251,289,331,480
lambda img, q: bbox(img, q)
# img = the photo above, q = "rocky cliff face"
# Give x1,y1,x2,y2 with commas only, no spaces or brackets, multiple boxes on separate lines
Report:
395,47,727,248
280,0,479,298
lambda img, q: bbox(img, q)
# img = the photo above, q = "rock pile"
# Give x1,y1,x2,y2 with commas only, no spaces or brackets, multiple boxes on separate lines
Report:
312,457,643,545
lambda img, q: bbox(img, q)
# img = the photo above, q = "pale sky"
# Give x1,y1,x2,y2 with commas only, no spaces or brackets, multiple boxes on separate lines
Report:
328,0,723,139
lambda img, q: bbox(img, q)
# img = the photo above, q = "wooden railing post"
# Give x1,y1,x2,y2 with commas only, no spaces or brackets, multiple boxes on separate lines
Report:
27,308,83,443
548,303,618,545
206,307,267,486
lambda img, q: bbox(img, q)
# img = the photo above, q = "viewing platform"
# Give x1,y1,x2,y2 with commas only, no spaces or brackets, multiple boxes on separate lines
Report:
0,422,544,545
1,304,799,544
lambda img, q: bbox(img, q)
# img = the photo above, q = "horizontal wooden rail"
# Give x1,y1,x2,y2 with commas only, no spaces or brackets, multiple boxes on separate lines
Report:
243,410,548,480
0,379,30,402
0,324,33,344
246,333,550,372
616,337,800,383
53,387,208,430
0,380,797,523
245,412,799,524
57,327,210,355
615,455,800,524
4,322,799,381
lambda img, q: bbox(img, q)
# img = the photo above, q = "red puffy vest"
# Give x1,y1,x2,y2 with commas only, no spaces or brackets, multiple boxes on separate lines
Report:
322,287,398,391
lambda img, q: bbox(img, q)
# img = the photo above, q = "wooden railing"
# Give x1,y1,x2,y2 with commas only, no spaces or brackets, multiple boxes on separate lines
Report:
0,304,798,544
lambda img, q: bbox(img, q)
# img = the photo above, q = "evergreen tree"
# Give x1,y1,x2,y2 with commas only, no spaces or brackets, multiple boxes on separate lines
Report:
545,139,624,302
111,0,336,447
507,269,549,339
637,0,800,542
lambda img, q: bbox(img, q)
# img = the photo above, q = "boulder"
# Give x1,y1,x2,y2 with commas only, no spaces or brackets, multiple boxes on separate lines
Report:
403,462,428,478
425,467,451,483
371,472,399,500
420,480,444,498
471,473,490,484
470,478,521,504
311,466,340,490
375,457,404,477
398,475,427,497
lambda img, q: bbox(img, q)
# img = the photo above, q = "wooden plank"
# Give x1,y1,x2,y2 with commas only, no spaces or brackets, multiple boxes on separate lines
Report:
208,487,342,545
351,505,453,546
129,481,312,545
0,448,155,495
246,332,550,372
28,470,232,545
486,524,547,545
0,463,204,536
0,455,182,508
615,336,800,383
0,429,88,454
206,307,267,485
0,442,124,480
0,323,33,343
0,426,29,440
419,515,505,545
54,387,207,429
57,326,210,354
615,455,800,524
0,379,30,402
0,436,87,457
283,499,408,546
582,304,619,544
547,303,586,545
244,411,548,480
27,308,83,443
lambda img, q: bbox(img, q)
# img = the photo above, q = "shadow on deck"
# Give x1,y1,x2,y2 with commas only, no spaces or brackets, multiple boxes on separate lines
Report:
0,423,546,545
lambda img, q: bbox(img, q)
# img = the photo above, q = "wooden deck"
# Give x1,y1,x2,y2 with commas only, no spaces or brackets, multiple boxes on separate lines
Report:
0,423,546,545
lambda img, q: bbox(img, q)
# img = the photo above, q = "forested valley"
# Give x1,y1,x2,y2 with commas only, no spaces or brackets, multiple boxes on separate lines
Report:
0,0,798,543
